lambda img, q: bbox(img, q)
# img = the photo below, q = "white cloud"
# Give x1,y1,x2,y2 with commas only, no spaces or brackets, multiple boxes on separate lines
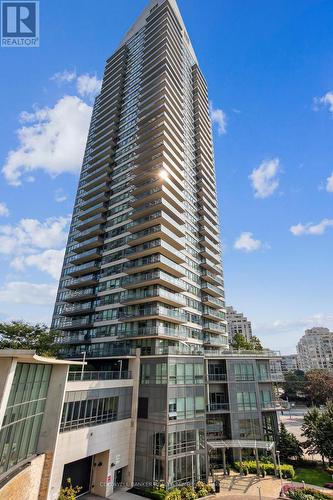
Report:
11,248,65,280
290,218,333,236
0,281,57,306
210,102,227,135
51,69,77,83
54,188,67,203
249,158,280,198
314,91,333,114
77,74,102,98
0,216,70,255
326,172,333,193
2,95,92,185
234,232,263,252
0,202,9,217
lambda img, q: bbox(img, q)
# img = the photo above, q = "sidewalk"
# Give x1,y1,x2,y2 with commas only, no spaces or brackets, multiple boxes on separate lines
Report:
215,474,282,499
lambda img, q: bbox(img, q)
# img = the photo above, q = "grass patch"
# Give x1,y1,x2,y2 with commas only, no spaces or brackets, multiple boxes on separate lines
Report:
294,467,331,487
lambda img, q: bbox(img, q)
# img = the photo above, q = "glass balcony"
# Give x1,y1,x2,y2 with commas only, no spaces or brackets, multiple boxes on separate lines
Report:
119,305,187,323
73,224,104,243
63,274,98,289
76,213,106,231
123,287,186,307
201,281,224,297
62,302,94,316
202,295,225,309
201,269,224,286
121,269,185,291
68,260,100,277
123,253,184,276
72,236,103,254
71,248,101,266
65,288,96,302
203,321,226,334
77,202,108,221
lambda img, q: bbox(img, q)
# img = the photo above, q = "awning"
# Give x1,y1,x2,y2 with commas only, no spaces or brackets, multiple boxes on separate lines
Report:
207,439,275,451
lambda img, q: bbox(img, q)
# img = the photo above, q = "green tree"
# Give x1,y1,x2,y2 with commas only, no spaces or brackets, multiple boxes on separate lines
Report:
305,370,333,406
282,370,307,401
231,333,263,351
302,401,333,465
277,422,303,461
231,333,249,349
0,321,60,356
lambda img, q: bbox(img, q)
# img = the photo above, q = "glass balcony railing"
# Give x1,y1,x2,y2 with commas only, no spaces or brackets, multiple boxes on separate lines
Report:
119,305,187,322
124,287,186,305
68,370,132,381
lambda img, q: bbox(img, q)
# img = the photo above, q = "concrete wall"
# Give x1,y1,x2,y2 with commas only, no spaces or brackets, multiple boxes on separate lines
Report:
48,418,133,499
0,454,45,500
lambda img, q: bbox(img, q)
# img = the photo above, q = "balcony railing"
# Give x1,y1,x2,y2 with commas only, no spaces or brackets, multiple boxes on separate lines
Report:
67,370,132,381
207,403,230,412
207,373,227,381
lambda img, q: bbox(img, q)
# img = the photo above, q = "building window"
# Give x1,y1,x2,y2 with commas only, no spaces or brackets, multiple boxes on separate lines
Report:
234,364,254,381
60,396,120,432
236,392,257,411
138,397,148,419
0,363,52,474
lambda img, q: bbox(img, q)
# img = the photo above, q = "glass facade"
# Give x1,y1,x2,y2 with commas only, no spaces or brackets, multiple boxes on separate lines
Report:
0,363,51,474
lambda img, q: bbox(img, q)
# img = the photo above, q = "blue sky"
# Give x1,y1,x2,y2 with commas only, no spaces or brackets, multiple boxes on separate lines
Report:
0,0,332,353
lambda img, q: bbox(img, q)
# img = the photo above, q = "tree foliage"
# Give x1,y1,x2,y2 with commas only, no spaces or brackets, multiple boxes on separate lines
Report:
277,422,303,461
231,333,263,351
302,401,333,465
282,370,307,400
0,321,59,356
305,370,333,406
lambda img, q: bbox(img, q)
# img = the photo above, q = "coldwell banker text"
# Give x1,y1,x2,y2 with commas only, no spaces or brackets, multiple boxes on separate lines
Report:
1,1,39,47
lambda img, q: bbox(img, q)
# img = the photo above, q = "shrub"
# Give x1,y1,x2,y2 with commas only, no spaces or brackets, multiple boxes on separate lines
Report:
144,488,167,500
194,482,206,492
165,488,181,500
233,460,295,478
58,478,82,500
180,486,197,500
196,489,208,498
286,486,333,500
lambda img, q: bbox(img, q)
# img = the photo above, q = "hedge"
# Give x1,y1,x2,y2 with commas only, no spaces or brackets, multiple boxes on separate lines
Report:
233,460,295,478
287,487,333,500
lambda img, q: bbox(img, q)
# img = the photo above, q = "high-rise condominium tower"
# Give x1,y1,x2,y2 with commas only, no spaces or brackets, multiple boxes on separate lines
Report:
51,0,281,488
52,0,227,363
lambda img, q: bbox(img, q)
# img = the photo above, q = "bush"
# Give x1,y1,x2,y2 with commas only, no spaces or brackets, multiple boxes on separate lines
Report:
286,486,333,500
194,482,206,492
144,488,167,500
180,486,197,500
58,478,82,500
196,489,208,498
165,489,181,500
234,460,295,478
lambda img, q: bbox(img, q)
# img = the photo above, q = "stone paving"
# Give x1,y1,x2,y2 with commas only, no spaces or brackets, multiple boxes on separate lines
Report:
214,474,282,499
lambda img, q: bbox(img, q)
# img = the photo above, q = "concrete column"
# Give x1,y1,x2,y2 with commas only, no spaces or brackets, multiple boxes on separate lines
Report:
124,349,140,489
38,365,69,500
0,357,17,428
222,448,226,475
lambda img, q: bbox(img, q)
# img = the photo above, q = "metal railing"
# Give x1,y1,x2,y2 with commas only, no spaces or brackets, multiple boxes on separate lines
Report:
68,370,132,382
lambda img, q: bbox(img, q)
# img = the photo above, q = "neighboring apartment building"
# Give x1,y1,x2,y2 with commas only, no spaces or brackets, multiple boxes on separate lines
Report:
47,0,283,491
0,349,140,500
226,306,253,343
281,354,299,373
297,327,333,372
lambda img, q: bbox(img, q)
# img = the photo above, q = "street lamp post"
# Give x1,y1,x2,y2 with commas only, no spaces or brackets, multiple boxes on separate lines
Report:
191,451,195,489
257,486,262,500
80,351,86,381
